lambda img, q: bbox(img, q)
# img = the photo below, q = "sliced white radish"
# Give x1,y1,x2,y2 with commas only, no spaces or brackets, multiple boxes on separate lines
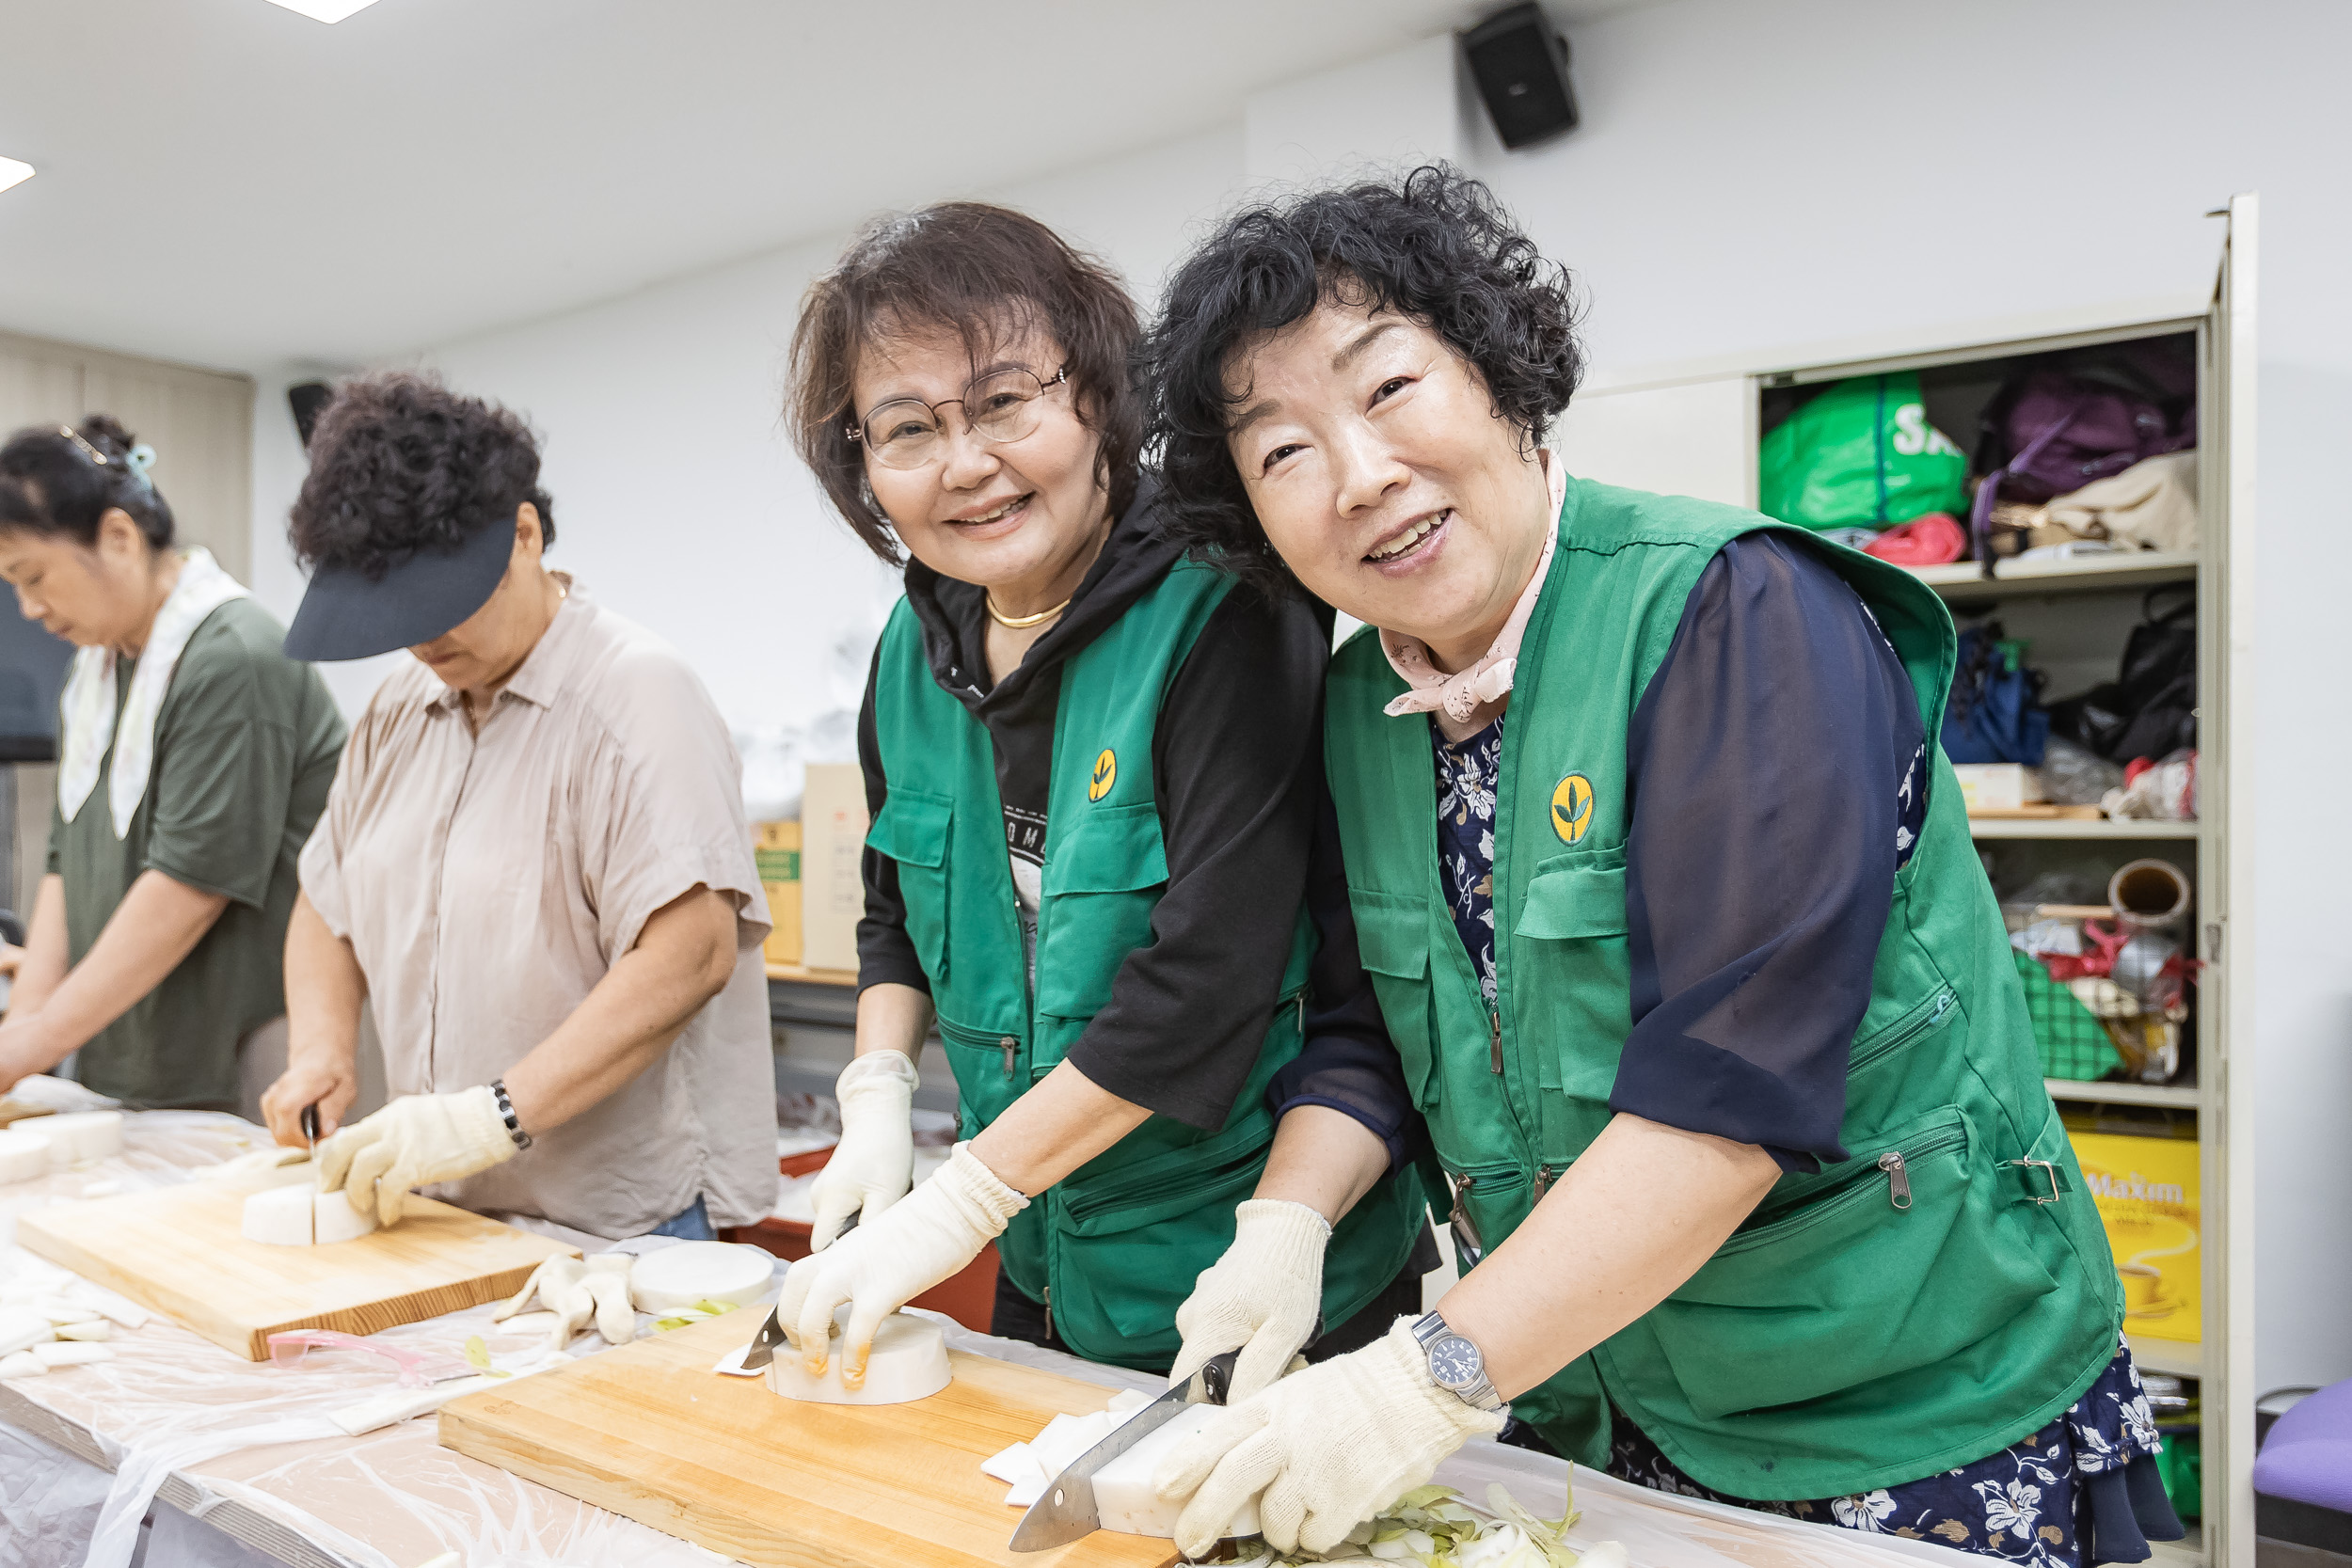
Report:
1089,1402,1262,1541
628,1242,773,1313
40,1111,122,1164
0,1352,43,1380
242,1183,315,1245
766,1309,948,1406
0,1308,54,1358
32,1340,115,1368
0,1129,52,1183
311,1186,377,1243
54,1320,111,1341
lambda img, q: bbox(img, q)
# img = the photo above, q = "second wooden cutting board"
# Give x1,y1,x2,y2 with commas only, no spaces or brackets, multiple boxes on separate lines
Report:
440,1310,1181,1568
16,1178,576,1359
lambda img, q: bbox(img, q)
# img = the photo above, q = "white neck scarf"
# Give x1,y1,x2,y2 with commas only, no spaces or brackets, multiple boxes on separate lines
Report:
1378,453,1569,741
58,548,250,839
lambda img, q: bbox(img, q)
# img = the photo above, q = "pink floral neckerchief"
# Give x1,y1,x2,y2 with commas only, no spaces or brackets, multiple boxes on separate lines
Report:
1377,455,1566,743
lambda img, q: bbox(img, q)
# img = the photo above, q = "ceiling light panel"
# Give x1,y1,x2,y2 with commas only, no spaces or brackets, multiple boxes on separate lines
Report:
261,0,385,22
0,159,33,196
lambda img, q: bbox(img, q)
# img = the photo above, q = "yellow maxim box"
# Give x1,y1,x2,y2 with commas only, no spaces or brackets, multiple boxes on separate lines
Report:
754,820,803,967
2068,1131,2201,1344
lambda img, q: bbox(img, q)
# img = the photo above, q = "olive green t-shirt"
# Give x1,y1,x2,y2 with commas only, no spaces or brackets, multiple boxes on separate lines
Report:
47,597,347,1108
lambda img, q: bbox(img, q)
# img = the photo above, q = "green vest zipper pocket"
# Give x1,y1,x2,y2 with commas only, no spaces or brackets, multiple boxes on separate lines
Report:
866,788,954,981
1436,1161,1532,1274
1644,1105,2062,1422
1349,889,1442,1110
1848,985,1959,1077
935,1016,1026,1139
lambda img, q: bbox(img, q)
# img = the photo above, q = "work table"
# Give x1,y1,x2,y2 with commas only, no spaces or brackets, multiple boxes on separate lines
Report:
0,1091,1963,1568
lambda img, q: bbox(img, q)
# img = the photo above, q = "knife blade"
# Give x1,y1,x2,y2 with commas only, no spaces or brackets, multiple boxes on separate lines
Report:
738,1209,858,1372
1008,1349,1239,1552
300,1103,319,1162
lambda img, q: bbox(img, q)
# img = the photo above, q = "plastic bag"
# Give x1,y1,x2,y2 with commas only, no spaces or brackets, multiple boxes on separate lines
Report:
2039,736,2124,806
1760,372,1968,530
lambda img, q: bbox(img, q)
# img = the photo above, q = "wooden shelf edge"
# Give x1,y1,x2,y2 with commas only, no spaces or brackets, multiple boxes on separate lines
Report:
1909,550,2201,599
2045,1078,2200,1109
766,962,857,988
1970,817,2201,840
2127,1333,2204,1380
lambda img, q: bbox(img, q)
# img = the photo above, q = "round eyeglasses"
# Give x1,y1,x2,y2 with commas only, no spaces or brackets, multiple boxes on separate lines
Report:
848,365,1069,470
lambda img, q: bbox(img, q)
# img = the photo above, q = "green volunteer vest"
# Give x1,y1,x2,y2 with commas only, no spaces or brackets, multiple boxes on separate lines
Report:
868,559,1425,1371
1326,478,2122,1499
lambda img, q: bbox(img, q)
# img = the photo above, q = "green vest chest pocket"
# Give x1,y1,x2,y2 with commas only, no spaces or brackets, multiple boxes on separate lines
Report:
1511,849,1631,1097
1349,891,1441,1110
1636,1104,2061,1422
1034,802,1167,1024
866,788,954,982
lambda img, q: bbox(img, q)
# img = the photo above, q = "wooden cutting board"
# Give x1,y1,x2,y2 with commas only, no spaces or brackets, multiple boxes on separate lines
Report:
16,1179,575,1359
439,1310,1180,1568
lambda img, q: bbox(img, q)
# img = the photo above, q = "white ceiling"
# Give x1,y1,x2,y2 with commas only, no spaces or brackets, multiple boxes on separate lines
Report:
0,0,1645,375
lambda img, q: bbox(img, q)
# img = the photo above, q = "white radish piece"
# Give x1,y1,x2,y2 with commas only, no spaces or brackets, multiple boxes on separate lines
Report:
242,1183,315,1245
766,1308,949,1406
0,1352,43,1380
1087,1402,1263,1541
310,1186,377,1243
0,1308,54,1358
628,1242,773,1313
40,1111,123,1165
0,1129,52,1183
32,1340,115,1368
54,1320,111,1341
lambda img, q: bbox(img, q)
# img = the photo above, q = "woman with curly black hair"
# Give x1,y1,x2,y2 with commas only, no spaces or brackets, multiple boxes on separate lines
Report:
1138,167,2175,1568
0,417,343,1113
259,372,777,1247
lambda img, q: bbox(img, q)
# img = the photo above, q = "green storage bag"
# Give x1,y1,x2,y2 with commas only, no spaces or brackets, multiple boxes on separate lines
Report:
1759,372,1967,530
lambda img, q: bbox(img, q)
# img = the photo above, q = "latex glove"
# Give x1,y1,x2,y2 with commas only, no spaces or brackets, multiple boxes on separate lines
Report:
317,1085,516,1227
580,1255,637,1345
777,1142,1025,1388
493,1256,592,1354
1169,1199,1330,1402
808,1050,917,1250
1155,1317,1505,1559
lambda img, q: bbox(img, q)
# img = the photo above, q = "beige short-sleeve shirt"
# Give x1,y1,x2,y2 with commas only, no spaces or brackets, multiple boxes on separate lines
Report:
300,582,777,1238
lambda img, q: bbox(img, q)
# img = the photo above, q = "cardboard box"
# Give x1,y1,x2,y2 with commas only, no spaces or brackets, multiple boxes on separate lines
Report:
1953,763,2047,814
753,820,803,967
2068,1130,2201,1343
799,763,868,975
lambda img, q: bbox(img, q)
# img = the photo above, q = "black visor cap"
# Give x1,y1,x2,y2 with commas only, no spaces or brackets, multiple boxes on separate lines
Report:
282,516,516,662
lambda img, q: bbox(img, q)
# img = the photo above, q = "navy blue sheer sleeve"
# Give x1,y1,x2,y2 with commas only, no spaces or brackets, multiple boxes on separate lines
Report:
1610,532,1928,1173
1265,788,1421,1173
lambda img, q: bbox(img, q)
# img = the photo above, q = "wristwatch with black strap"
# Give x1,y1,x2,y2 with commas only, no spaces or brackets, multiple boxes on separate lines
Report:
1410,1309,1505,1413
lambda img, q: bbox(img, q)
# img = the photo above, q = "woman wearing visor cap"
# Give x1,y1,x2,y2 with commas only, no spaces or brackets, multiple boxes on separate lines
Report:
260,372,776,1244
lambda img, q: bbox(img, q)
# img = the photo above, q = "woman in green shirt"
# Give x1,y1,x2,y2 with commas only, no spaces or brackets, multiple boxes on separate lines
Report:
0,416,346,1112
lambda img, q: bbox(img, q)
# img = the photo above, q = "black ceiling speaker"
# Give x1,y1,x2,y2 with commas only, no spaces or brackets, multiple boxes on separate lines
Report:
1461,3,1579,150
288,380,333,450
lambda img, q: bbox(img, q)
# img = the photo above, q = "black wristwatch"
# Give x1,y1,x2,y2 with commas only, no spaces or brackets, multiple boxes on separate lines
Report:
1410,1310,1504,1412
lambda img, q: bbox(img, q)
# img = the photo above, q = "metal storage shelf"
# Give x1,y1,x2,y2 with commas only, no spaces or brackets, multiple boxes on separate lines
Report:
2129,1334,2205,1380
1969,817,2200,840
2045,1078,2200,1110
1909,550,2200,604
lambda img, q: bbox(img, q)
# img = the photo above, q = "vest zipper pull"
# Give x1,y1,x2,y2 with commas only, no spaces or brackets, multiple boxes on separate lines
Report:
1878,1150,1913,1211
998,1035,1017,1081
1488,1009,1503,1074
1447,1173,1485,1264
1041,1283,1052,1342
1532,1164,1556,1200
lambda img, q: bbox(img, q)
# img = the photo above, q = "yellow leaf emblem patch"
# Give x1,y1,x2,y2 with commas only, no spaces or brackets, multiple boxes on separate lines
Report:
1549,772,1595,844
1089,749,1117,802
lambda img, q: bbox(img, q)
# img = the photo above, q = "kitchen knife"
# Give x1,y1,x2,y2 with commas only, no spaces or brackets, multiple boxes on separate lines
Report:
737,1209,858,1372
1008,1349,1240,1552
300,1103,319,1161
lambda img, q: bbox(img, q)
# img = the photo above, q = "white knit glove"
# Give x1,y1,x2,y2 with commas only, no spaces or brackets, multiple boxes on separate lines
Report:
777,1142,1025,1389
317,1085,516,1226
1154,1318,1505,1559
809,1051,917,1250
580,1254,637,1345
493,1256,593,1354
1169,1199,1330,1402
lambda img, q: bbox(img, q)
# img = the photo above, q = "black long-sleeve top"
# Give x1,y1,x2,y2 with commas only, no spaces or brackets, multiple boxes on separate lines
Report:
856,485,1416,1168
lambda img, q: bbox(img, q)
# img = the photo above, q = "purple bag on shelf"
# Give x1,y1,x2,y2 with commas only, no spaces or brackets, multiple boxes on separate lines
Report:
1970,343,2197,568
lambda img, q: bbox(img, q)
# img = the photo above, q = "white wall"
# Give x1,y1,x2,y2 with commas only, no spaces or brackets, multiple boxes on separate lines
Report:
248,0,2349,1388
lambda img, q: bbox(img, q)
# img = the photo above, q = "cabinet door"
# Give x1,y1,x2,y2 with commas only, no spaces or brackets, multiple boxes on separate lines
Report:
2203,189,2258,1568
1553,374,1755,507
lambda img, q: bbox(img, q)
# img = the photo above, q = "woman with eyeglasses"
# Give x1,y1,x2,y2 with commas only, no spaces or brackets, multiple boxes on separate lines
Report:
0,416,345,1115
1133,168,2174,1567
771,202,1431,1386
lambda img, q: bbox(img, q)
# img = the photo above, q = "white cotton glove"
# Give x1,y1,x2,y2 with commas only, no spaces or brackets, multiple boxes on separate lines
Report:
776,1141,1025,1389
493,1256,592,1354
808,1051,917,1251
1169,1199,1331,1402
317,1085,516,1227
1154,1317,1505,1559
580,1255,637,1345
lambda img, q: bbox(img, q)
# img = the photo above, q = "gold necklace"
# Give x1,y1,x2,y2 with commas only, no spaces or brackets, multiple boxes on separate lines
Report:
986,593,1072,629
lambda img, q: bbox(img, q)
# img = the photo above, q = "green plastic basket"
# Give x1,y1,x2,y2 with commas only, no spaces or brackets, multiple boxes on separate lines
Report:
2013,948,2122,1081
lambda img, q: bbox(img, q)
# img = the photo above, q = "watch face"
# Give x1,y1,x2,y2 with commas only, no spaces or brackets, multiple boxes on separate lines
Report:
1428,1333,1484,1390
